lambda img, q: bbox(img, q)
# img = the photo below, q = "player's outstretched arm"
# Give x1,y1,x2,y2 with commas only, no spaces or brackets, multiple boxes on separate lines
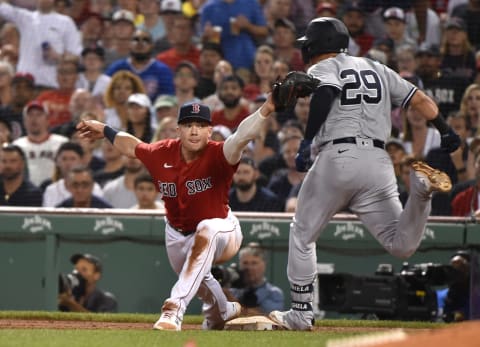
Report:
76,120,142,158
223,94,276,165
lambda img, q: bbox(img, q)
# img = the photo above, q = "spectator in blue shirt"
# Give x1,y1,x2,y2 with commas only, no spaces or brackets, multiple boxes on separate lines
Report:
200,0,268,72
105,29,174,101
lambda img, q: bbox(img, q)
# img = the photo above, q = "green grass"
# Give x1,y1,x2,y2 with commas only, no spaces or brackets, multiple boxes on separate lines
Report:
0,329,361,347
0,311,445,347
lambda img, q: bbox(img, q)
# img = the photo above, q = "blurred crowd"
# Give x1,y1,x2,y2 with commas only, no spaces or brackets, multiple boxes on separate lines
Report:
1,0,480,215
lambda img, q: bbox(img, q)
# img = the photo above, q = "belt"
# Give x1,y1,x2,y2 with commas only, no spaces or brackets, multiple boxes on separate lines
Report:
332,137,385,149
167,221,195,236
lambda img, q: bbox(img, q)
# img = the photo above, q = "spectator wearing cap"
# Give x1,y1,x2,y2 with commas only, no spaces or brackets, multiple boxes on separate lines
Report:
137,0,166,52
58,252,117,312
211,124,232,142
36,56,79,128
116,0,142,25
174,61,201,108
155,0,183,53
415,44,470,118
440,17,476,83
341,2,374,57
212,75,250,131
271,18,304,72
153,94,178,122
316,2,336,18
106,28,175,101
451,0,480,51
0,144,42,206
0,72,35,140
156,15,200,70
243,45,275,102
195,42,223,100
382,7,416,54
0,0,82,89
200,0,268,72
104,9,136,67
13,100,68,186
229,156,284,212
77,45,112,99
126,93,155,142
79,13,104,48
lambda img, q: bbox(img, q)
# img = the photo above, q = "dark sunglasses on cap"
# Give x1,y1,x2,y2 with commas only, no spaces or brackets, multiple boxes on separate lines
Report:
132,36,152,43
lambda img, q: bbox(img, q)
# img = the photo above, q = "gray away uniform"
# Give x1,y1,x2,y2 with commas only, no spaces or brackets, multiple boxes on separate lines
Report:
289,53,433,287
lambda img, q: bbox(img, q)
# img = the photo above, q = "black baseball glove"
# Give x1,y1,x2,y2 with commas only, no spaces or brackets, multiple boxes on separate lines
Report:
272,71,320,112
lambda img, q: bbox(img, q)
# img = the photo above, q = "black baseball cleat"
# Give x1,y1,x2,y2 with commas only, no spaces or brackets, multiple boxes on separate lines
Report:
412,161,452,193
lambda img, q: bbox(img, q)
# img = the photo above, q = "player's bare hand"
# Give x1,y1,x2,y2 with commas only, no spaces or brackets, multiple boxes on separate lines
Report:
76,120,106,140
259,93,276,117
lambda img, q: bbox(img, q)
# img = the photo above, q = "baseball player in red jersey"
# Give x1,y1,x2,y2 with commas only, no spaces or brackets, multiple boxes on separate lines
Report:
76,96,276,331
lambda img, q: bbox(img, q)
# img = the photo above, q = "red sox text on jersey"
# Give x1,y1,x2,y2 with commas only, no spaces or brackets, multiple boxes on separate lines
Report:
158,177,213,197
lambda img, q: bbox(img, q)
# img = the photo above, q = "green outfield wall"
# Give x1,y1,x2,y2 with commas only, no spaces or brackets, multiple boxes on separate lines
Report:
0,207,478,315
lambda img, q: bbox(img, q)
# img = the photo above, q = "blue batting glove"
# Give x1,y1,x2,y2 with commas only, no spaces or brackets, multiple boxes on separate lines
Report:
295,139,313,172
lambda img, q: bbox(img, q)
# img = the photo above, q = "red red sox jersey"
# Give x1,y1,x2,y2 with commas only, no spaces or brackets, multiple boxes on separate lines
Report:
135,139,239,231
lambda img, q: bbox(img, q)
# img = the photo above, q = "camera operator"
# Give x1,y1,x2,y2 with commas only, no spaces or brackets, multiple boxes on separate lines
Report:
229,243,284,315
58,253,118,313
437,250,471,322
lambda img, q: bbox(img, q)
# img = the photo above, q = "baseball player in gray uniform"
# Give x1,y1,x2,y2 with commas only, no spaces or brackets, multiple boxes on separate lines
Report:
269,17,460,330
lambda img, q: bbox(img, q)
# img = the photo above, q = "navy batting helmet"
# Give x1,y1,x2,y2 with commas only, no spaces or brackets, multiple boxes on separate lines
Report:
297,17,349,64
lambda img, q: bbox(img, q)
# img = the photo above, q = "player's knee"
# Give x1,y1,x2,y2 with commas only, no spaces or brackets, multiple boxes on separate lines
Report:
196,224,213,238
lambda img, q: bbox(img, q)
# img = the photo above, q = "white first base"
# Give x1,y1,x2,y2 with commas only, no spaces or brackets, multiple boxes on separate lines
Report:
224,316,283,331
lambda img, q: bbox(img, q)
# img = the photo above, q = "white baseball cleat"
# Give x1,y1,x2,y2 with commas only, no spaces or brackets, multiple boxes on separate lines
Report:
202,301,242,330
224,301,242,321
153,311,182,331
269,310,314,331
412,161,452,193
269,310,293,330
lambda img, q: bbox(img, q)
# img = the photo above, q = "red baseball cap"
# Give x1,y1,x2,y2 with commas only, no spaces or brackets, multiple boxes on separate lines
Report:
23,100,46,114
